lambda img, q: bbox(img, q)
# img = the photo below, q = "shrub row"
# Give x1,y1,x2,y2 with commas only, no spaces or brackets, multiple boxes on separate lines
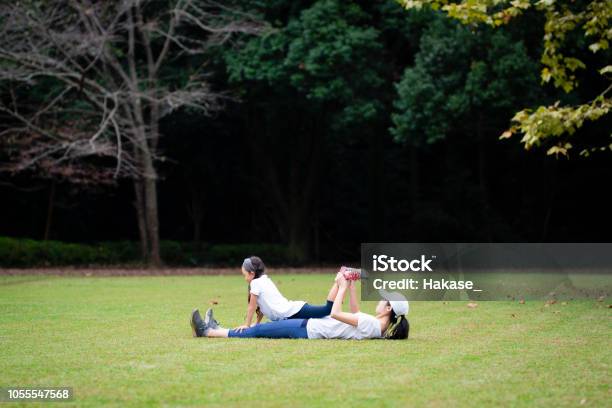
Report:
0,236,290,267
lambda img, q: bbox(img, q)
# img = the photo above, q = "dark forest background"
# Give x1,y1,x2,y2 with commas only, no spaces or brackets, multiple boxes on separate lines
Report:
1,0,610,265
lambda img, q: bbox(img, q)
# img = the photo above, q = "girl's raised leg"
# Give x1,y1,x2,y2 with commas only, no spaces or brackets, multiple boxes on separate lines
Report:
288,271,343,319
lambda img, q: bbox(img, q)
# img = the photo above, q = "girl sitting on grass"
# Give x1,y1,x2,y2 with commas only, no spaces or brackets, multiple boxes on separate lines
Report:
234,256,360,331
190,274,409,340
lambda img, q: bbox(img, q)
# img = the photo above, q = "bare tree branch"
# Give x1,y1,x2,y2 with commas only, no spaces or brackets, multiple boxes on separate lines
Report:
0,0,265,262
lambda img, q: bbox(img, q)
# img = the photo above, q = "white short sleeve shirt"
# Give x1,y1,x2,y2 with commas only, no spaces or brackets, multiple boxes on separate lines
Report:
249,275,305,321
306,313,382,340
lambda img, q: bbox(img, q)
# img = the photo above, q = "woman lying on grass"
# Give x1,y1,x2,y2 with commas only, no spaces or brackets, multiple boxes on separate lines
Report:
235,256,361,331
190,274,410,340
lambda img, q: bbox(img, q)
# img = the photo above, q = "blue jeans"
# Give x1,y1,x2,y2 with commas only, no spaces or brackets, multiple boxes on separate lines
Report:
289,300,333,319
228,319,309,339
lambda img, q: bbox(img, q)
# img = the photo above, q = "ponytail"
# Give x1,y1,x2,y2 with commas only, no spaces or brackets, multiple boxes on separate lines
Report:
385,314,410,340
246,287,262,318
244,256,265,315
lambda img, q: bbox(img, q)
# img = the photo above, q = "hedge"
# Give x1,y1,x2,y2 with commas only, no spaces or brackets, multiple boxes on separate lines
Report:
0,236,290,267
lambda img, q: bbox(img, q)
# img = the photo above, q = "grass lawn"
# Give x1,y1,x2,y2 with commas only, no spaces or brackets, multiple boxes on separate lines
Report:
0,273,610,407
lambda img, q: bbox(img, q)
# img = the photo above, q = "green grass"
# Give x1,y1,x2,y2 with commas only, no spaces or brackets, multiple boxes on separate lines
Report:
0,274,610,407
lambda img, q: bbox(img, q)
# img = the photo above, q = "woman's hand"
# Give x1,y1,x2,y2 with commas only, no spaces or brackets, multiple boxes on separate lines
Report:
330,280,359,327
334,271,343,284
337,274,349,289
234,324,250,332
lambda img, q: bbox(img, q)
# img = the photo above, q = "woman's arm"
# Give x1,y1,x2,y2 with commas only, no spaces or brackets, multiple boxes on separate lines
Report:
236,293,259,331
349,280,360,313
330,277,359,327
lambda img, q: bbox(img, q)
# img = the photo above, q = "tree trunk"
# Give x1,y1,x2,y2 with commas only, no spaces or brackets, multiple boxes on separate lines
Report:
43,180,56,241
133,179,148,261
143,174,161,266
126,7,161,267
136,122,161,267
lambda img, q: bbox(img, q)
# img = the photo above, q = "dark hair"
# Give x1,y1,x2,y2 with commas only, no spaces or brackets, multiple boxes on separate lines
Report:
246,256,265,307
249,256,265,279
243,255,265,279
384,303,410,340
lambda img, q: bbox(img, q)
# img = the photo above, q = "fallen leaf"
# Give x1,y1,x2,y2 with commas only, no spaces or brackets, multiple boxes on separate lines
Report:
580,398,587,405
467,302,478,309
511,313,516,318
209,299,219,305
545,299,557,305
519,299,525,304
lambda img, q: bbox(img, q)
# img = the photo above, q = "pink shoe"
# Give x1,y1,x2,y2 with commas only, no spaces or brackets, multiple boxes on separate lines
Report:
342,266,361,281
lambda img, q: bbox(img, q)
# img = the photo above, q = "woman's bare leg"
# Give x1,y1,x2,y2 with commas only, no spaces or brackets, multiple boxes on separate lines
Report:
206,328,229,338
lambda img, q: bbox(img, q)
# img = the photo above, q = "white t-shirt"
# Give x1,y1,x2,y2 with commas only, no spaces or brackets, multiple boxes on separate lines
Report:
306,312,382,340
249,275,305,321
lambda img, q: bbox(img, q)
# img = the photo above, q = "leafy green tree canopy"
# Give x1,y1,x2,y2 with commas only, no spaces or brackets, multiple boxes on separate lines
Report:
391,17,539,146
399,0,611,157
225,0,385,128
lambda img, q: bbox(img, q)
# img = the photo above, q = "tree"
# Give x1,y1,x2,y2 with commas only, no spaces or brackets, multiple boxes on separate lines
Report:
222,0,387,261
390,17,542,238
398,0,611,157
0,0,262,264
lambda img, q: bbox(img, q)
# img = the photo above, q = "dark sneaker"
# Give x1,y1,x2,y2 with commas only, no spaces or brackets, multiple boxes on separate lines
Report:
205,308,220,329
190,309,208,337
